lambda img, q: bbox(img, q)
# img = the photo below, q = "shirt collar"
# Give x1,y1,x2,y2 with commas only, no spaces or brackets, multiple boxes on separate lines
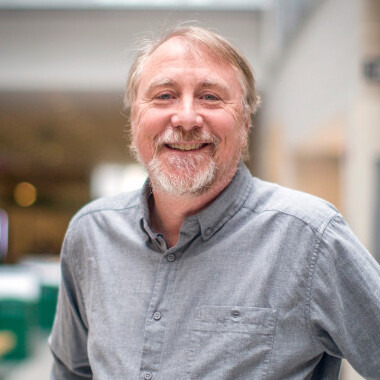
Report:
139,161,253,242
139,179,155,241
194,161,253,241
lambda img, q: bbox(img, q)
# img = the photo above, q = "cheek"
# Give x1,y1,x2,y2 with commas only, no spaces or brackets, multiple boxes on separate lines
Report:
208,109,244,143
131,107,170,160
210,116,246,160
134,106,171,138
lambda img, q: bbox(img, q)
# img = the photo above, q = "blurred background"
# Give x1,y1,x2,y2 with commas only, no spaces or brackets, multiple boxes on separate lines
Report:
0,0,379,379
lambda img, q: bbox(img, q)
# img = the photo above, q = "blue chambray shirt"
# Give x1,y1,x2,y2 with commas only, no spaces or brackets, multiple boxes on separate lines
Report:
49,162,380,380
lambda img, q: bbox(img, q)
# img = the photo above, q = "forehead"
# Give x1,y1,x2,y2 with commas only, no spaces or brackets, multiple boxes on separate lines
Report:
139,37,240,87
148,37,209,64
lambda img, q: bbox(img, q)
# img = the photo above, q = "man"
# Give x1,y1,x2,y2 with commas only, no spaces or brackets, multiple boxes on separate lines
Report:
49,26,380,379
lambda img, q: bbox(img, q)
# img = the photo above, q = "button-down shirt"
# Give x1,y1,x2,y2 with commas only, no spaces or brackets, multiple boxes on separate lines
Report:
49,162,380,380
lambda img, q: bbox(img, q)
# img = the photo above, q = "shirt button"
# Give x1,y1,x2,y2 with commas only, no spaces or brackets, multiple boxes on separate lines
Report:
167,253,176,262
144,372,153,380
205,227,212,236
153,311,162,321
231,309,241,318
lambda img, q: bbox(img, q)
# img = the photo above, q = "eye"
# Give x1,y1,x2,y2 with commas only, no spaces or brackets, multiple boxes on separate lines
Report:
201,93,220,101
155,93,173,100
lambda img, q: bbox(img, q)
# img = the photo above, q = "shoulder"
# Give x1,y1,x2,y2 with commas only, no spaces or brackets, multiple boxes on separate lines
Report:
244,177,339,235
69,189,141,229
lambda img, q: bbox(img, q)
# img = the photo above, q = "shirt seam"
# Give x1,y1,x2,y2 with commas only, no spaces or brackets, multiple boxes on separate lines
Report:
71,204,139,226
65,227,89,329
262,310,278,379
241,206,330,235
306,213,339,351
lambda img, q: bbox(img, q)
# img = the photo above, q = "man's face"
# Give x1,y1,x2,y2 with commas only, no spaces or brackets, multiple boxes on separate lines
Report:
131,37,248,196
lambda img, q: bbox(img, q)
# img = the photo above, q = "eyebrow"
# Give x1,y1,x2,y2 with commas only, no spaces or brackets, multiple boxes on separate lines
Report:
200,80,229,93
145,78,229,94
146,78,176,93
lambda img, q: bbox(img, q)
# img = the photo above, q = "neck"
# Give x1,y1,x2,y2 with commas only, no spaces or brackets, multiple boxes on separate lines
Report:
149,166,238,248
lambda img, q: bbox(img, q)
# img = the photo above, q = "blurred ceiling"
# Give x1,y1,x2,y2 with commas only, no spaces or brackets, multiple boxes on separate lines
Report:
0,0,272,10
0,91,130,185
0,8,262,207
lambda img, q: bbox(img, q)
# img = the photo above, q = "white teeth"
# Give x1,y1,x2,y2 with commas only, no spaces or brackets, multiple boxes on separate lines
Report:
167,143,205,151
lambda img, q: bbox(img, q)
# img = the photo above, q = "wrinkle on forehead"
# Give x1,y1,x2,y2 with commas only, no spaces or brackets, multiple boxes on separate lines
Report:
133,36,246,124
137,37,240,97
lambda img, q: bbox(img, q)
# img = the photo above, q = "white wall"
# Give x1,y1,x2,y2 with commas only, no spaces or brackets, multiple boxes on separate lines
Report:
0,9,262,92
263,0,359,150
344,0,380,250
261,0,380,251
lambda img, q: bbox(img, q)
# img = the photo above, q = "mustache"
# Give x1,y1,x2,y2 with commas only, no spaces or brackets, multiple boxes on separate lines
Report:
153,128,221,153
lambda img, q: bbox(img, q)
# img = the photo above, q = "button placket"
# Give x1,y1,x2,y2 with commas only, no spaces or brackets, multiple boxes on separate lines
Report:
139,246,178,378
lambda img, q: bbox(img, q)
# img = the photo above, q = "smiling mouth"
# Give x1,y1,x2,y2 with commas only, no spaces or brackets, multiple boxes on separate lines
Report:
165,143,210,151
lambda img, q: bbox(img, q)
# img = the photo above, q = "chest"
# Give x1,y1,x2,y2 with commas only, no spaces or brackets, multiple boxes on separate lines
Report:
82,220,320,379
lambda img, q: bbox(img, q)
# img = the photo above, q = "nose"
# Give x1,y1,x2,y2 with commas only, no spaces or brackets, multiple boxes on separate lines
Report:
171,97,203,131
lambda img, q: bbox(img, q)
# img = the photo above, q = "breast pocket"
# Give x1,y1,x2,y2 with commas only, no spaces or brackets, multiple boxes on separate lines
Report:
186,305,277,380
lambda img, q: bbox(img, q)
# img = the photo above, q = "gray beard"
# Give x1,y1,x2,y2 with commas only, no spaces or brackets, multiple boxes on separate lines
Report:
130,124,246,196
147,152,217,197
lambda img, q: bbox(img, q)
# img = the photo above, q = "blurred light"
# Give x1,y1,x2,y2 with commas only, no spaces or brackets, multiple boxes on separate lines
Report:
91,163,147,199
14,182,37,207
0,0,273,10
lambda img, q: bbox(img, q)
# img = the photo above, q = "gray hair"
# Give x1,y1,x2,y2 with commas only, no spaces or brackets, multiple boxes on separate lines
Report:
124,25,260,125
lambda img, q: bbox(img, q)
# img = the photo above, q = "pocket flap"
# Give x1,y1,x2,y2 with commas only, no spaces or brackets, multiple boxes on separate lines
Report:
196,305,277,334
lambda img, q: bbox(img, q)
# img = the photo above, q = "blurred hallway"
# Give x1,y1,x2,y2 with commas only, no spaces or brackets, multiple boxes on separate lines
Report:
1,1,379,379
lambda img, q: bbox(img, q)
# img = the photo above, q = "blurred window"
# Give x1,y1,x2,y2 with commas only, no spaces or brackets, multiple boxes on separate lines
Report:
90,163,147,199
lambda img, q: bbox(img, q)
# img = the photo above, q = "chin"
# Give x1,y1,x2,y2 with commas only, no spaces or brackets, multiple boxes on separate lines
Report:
148,155,218,196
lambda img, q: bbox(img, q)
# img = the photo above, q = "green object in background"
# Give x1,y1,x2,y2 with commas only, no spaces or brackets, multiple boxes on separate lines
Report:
20,257,60,332
0,259,60,362
0,269,40,361
39,284,59,330
0,299,38,360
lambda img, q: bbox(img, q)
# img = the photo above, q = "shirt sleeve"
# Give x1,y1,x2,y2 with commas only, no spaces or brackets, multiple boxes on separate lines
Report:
310,214,380,379
48,226,92,379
